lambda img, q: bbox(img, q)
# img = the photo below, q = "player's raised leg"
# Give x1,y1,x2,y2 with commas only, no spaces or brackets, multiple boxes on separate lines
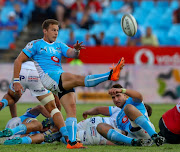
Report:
61,57,125,90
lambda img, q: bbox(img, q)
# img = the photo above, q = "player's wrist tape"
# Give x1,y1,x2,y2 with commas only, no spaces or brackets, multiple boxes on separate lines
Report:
13,78,20,83
121,88,126,94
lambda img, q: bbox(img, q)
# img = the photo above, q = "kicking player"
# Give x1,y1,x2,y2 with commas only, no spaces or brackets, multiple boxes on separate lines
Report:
158,100,180,144
95,84,165,146
13,19,124,148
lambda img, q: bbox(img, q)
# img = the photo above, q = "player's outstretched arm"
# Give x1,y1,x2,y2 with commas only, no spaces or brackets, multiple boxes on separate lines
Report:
82,106,110,119
14,52,29,96
66,41,85,58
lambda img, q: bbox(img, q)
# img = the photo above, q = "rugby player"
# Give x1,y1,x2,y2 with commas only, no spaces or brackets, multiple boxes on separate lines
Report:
95,84,165,146
13,19,124,148
0,105,53,145
158,100,180,144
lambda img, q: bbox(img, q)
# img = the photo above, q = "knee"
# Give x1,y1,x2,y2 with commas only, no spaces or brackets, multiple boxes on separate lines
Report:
124,104,134,114
96,123,104,134
74,75,84,85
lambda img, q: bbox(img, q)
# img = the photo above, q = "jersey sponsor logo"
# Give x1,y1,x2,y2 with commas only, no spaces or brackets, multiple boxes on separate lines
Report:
34,89,46,92
122,115,128,123
90,126,97,137
51,56,59,63
28,76,39,82
19,75,25,81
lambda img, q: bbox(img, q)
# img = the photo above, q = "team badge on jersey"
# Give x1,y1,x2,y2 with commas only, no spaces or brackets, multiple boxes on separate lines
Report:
122,115,128,123
25,42,33,50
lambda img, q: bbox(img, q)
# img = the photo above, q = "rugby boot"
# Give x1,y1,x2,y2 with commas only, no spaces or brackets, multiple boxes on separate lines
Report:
0,128,13,137
4,137,22,145
151,134,165,146
44,132,62,143
108,57,125,81
131,138,153,146
42,118,54,128
67,140,87,149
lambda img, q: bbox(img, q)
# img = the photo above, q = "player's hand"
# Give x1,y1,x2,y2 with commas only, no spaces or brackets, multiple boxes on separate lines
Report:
13,83,23,96
73,41,86,50
82,111,89,119
108,88,122,95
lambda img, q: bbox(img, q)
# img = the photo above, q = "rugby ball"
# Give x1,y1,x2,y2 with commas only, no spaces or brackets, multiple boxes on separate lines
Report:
121,14,137,37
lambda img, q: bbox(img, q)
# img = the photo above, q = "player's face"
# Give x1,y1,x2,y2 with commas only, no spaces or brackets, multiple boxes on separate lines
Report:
44,24,59,43
111,93,126,108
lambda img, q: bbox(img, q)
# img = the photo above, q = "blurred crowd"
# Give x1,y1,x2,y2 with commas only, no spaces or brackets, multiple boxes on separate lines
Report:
0,0,180,48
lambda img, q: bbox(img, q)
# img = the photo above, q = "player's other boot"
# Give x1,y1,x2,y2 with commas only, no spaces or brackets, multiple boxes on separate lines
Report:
42,118,54,128
4,137,22,145
131,138,153,146
67,140,86,149
108,57,125,81
0,128,13,137
151,134,165,146
44,132,62,143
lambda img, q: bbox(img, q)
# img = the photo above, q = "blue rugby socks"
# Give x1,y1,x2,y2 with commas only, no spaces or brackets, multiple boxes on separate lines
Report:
0,99,8,110
66,117,77,143
21,136,32,144
134,115,157,137
12,124,27,135
59,126,69,137
107,129,133,145
84,72,110,87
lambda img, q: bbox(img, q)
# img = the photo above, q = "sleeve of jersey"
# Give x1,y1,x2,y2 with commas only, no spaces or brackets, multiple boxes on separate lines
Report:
60,42,70,57
127,97,141,106
109,106,121,116
22,41,37,58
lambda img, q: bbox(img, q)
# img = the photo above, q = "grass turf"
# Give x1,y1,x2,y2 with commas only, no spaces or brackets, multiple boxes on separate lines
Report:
0,103,179,152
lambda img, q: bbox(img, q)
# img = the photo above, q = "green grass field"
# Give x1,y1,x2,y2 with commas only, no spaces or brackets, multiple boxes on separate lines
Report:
0,103,180,152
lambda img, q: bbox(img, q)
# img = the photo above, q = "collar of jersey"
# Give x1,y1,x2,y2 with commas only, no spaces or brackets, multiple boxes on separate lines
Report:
42,38,55,45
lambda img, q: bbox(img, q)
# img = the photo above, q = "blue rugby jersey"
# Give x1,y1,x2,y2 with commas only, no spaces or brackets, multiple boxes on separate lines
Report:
116,97,149,132
22,39,70,92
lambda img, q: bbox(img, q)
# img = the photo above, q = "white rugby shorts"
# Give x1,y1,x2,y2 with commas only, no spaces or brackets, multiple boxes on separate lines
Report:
10,69,50,97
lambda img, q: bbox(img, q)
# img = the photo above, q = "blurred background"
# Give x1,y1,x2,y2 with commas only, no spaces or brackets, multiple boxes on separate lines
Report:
0,0,180,104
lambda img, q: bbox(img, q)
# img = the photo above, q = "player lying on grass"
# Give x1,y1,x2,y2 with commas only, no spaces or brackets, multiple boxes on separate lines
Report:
0,102,151,146
13,18,124,149
36,102,153,146
0,105,58,145
158,100,180,144
95,84,165,146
